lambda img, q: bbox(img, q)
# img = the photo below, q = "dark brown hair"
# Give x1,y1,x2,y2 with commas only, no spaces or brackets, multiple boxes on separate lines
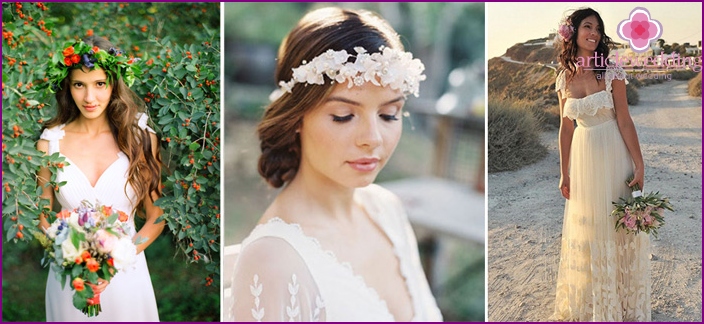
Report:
557,8,614,82
257,7,403,188
44,35,161,213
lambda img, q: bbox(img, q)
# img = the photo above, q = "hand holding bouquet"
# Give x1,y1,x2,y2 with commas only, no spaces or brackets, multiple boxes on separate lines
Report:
611,176,673,238
38,200,140,317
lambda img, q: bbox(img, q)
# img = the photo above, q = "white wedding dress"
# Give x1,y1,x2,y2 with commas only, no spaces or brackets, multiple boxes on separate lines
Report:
40,113,159,322
552,66,651,321
227,184,442,322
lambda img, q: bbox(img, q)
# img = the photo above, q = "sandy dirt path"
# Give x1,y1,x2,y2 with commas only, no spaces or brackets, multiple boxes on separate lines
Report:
487,80,702,322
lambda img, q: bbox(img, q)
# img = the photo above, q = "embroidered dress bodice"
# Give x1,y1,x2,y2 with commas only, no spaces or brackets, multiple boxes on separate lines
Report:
556,65,628,127
228,184,442,322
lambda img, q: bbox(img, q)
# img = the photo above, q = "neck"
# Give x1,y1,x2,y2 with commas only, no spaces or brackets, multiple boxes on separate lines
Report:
72,115,111,135
280,162,359,223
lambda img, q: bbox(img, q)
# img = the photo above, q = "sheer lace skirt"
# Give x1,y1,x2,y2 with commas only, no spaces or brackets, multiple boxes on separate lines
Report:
552,118,651,322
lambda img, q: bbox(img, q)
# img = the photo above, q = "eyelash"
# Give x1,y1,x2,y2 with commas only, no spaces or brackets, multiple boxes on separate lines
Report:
331,114,399,123
72,82,106,88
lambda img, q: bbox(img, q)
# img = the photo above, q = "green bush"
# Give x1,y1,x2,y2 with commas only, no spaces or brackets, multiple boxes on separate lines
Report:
488,97,548,173
688,72,702,97
2,2,219,321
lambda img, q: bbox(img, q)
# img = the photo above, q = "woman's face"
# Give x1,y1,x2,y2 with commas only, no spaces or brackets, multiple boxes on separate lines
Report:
297,82,405,189
575,15,602,55
69,67,113,120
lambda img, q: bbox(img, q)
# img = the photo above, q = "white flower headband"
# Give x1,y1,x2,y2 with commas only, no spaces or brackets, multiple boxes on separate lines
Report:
269,46,426,101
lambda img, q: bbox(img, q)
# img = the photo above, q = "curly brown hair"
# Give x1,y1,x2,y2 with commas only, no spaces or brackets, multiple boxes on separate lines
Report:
557,8,614,82
44,35,161,213
258,7,403,188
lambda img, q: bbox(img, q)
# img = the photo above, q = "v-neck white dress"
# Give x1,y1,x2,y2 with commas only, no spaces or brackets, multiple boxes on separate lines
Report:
227,184,442,322
40,113,159,322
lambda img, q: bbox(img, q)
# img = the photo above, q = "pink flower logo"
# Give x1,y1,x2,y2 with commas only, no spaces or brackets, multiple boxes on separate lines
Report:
617,7,662,53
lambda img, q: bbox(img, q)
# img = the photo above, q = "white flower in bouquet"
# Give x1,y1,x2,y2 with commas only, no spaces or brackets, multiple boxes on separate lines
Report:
68,212,87,233
61,239,89,263
111,238,137,271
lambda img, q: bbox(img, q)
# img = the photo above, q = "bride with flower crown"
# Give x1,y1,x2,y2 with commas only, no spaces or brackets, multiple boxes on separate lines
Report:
38,35,162,321
228,7,442,322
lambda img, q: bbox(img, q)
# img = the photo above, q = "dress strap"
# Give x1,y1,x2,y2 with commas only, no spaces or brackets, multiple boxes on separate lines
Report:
39,125,66,155
136,112,156,134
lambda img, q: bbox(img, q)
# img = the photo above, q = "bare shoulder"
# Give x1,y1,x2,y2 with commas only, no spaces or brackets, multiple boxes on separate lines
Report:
37,138,49,153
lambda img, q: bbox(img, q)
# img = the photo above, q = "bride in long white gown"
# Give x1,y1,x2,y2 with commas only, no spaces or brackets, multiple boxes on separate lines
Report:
552,8,650,322
38,35,163,322
228,7,442,322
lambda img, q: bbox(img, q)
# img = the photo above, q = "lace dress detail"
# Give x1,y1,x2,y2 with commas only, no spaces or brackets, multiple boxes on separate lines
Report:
40,113,160,322
551,66,651,321
228,184,442,322
556,66,629,120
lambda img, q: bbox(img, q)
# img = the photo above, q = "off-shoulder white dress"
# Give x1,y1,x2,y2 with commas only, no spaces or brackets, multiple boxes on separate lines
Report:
552,66,651,321
40,113,159,322
228,184,442,322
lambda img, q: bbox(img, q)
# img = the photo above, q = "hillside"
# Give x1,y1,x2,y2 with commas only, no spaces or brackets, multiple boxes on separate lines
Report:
487,57,561,128
504,41,557,63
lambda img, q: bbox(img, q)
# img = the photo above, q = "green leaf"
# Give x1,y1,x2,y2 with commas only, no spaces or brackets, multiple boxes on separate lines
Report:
189,142,200,151
73,291,87,309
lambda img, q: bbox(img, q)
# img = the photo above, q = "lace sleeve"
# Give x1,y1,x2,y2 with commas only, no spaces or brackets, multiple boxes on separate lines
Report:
229,237,325,322
605,65,629,93
555,70,566,96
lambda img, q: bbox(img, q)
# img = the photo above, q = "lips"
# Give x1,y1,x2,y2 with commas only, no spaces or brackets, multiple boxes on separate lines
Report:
83,105,98,112
347,157,380,172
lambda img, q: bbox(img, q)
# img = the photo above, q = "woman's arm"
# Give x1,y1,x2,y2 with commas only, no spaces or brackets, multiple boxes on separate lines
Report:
36,139,54,231
611,78,644,189
134,133,165,254
558,91,574,199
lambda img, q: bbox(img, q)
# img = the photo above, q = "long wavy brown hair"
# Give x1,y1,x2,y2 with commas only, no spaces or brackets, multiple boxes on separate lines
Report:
557,8,614,83
44,35,161,214
258,7,403,188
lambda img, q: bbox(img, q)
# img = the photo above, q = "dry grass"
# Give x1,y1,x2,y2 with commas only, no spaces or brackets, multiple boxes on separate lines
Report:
488,97,548,173
688,72,702,97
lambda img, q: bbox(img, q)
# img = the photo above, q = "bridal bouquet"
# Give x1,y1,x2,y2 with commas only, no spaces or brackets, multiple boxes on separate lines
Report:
612,176,673,238
37,200,138,317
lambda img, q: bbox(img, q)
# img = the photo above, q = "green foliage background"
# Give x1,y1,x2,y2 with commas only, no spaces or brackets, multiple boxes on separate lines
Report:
2,2,220,321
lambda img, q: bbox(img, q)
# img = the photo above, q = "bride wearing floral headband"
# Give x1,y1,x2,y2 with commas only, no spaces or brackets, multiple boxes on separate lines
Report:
228,7,441,322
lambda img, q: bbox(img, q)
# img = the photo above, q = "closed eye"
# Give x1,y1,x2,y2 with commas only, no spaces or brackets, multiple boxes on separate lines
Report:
380,114,399,121
332,114,354,123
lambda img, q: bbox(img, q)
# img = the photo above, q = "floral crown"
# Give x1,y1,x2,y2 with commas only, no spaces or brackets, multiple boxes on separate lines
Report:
270,46,426,101
45,40,142,92
556,19,575,43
